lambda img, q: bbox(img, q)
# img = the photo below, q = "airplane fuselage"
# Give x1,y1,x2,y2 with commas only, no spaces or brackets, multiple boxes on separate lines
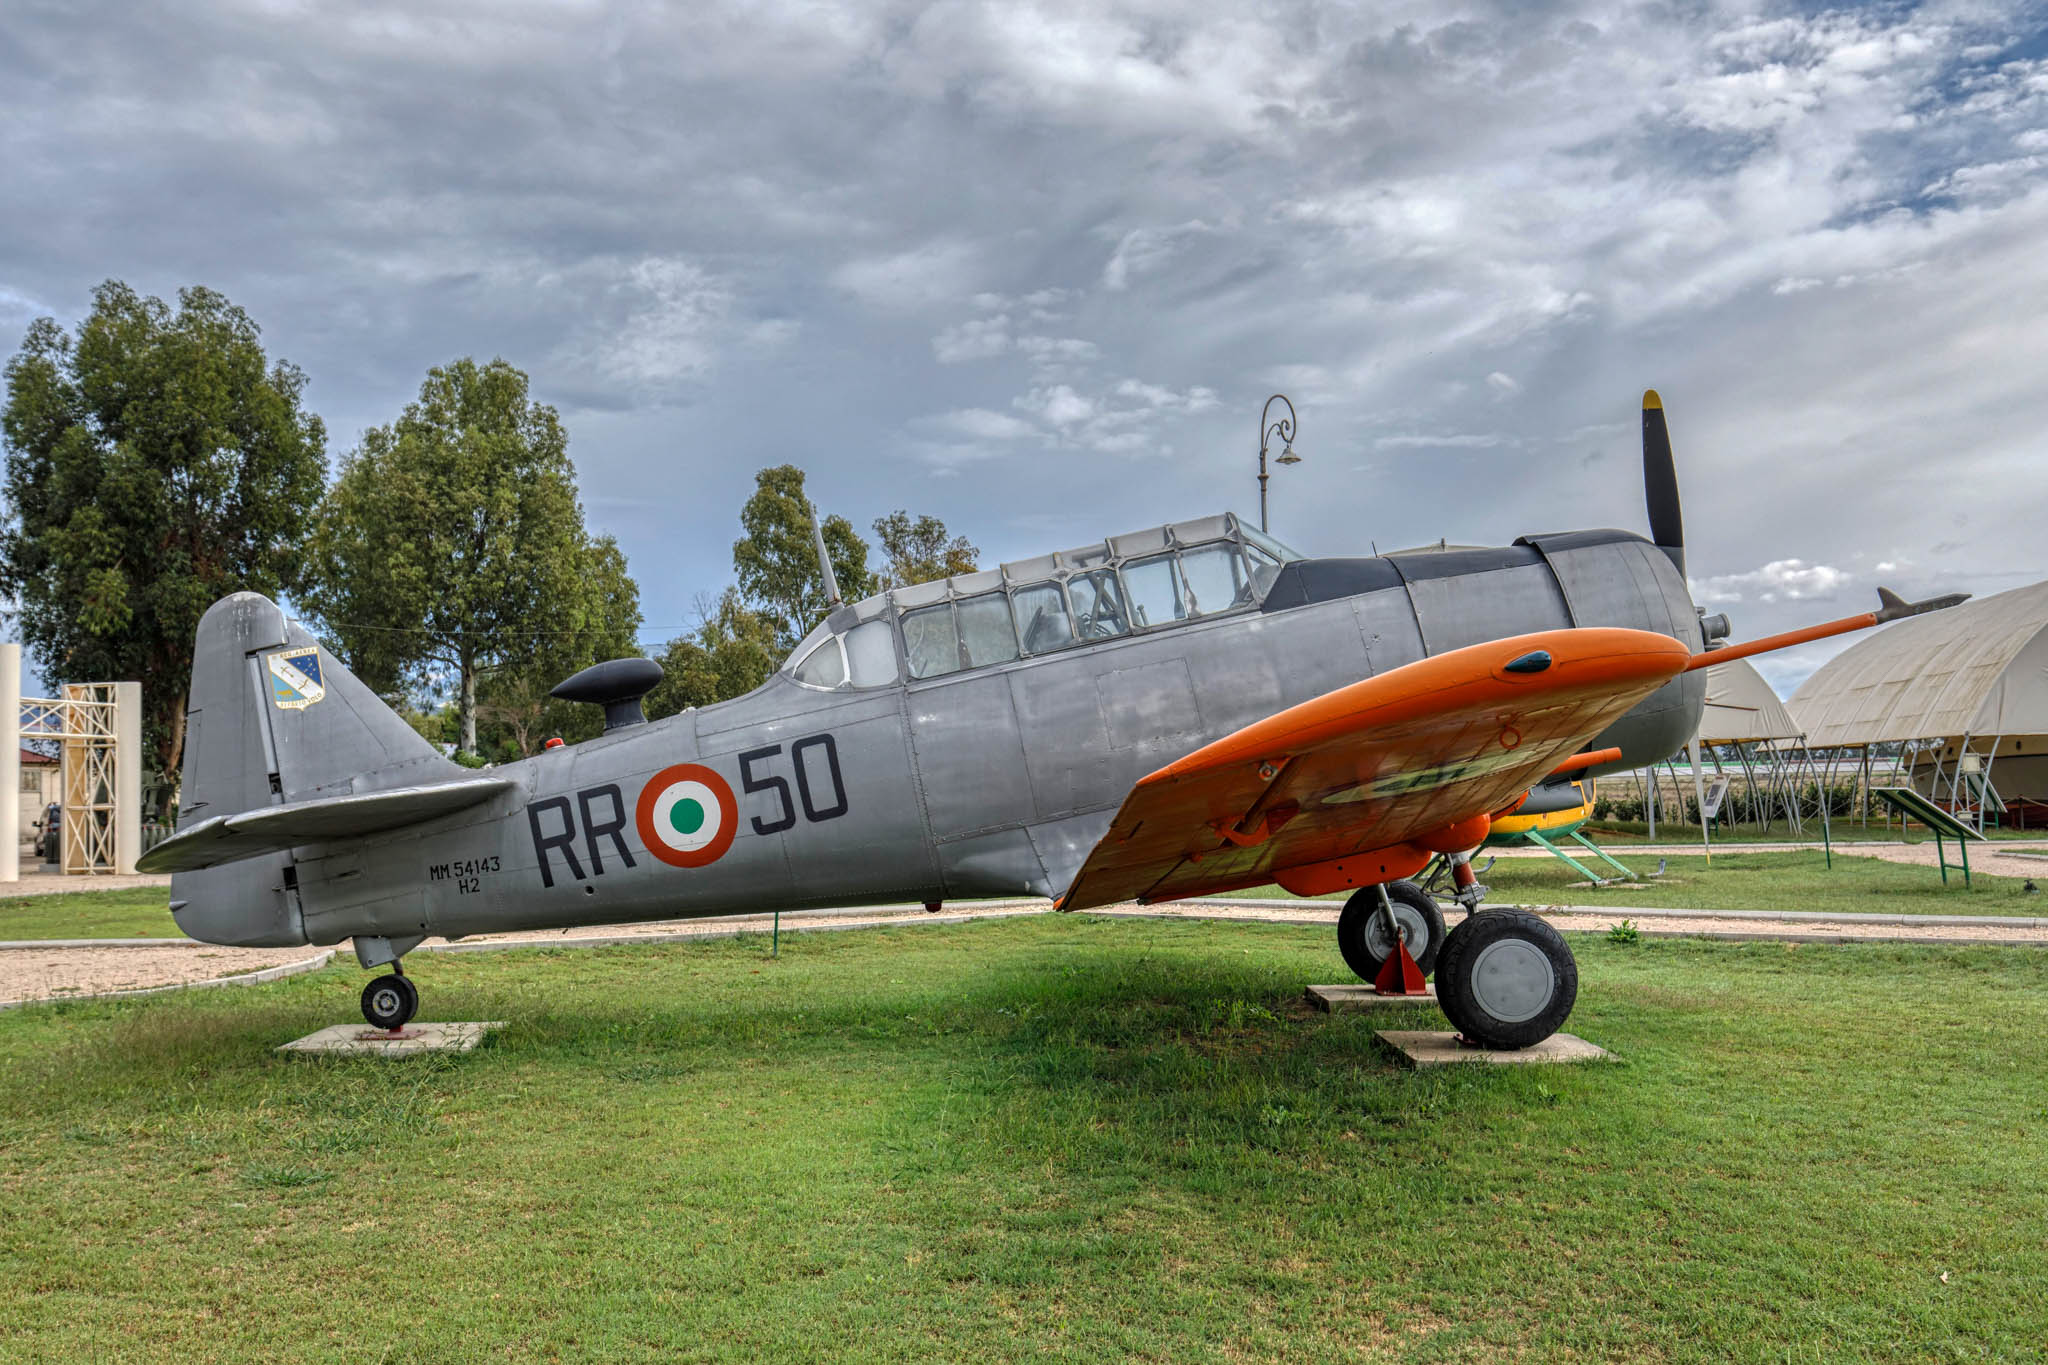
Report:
169,527,1702,950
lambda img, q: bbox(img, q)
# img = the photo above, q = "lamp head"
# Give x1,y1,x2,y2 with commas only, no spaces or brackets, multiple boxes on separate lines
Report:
1275,444,1301,466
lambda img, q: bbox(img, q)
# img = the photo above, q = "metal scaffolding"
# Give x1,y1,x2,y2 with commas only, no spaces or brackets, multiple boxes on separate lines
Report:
1,643,141,879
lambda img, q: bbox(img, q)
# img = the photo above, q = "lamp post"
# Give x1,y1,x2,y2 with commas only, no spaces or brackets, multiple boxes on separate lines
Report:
1257,394,1300,534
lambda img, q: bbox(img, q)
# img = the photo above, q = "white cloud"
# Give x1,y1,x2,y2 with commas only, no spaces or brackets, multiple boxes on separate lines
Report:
914,408,1036,442
548,256,734,400
932,315,1012,363
831,240,981,312
1016,383,1095,428
1102,221,1213,291
1017,335,1099,368
11,0,2048,651
1375,433,1514,450
1692,560,1854,605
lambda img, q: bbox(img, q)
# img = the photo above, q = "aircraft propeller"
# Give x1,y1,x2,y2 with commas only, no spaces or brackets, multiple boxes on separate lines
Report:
1641,389,1685,577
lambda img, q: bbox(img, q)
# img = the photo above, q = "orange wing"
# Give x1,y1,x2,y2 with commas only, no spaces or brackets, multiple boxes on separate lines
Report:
1058,627,1692,910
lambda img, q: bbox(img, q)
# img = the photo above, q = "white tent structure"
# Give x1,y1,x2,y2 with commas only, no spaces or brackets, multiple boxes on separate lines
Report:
1692,659,1818,834
1612,658,1815,838
1789,579,2048,830
1700,658,1803,745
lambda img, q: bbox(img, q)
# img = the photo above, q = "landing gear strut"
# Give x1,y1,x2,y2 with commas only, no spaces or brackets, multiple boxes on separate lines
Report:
1337,880,1444,987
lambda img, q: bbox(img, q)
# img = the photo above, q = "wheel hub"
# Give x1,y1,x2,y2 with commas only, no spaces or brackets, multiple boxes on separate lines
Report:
1468,938,1556,1023
1363,903,1425,960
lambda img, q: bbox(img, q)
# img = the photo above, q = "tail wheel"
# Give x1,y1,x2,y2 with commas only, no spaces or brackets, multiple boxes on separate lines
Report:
361,975,419,1031
1337,880,1446,981
1435,910,1577,1050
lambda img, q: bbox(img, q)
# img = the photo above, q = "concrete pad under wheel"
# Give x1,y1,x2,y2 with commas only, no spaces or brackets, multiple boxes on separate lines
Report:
1375,1030,1612,1066
279,1021,505,1057
1306,983,1438,1011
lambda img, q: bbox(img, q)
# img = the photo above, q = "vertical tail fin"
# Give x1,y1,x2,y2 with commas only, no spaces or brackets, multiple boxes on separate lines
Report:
179,592,457,824
172,592,460,945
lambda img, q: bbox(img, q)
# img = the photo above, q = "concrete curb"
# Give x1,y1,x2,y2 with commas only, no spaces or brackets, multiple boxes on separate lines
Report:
7,903,2044,1012
10,892,2047,950
0,950,338,1011
0,938,198,950
1181,898,2048,928
1100,909,2048,949
420,909,1046,954
1615,929,2048,948
0,901,1054,953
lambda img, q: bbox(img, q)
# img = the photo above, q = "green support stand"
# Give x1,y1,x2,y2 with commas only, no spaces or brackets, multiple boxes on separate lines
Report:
1870,787,1981,890
1524,829,1634,884
1567,830,1637,879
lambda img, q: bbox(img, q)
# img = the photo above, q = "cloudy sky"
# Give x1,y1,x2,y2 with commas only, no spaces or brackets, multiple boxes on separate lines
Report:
6,0,2046,695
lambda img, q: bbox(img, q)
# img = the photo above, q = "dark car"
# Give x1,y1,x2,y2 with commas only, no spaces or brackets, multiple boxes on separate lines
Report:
32,803,59,861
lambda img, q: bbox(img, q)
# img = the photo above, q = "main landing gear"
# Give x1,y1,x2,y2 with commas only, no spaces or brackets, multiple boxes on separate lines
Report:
1338,877,1579,1049
1337,880,1444,981
1434,910,1578,1050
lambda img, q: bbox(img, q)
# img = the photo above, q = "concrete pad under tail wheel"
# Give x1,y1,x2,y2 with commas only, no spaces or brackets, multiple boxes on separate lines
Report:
1433,909,1578,1050
279,1021,506,1057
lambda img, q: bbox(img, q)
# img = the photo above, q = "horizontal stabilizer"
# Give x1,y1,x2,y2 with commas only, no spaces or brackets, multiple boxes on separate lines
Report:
140,777,518,874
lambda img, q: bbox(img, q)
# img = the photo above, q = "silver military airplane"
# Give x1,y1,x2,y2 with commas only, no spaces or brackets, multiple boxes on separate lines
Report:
144,394,1962,1048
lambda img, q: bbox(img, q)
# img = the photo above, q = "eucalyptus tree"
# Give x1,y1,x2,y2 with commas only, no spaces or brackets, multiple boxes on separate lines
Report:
0,281,327,805
302,358,640,755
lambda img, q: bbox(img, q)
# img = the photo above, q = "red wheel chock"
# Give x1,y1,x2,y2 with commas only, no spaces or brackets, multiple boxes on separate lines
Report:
1373,938,1428,995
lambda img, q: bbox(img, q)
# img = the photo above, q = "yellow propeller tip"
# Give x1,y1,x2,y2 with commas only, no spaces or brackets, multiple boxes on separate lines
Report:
1643,389,1663,410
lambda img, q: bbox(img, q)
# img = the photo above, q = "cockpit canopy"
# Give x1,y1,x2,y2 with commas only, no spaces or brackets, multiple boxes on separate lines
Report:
782,512,1304,690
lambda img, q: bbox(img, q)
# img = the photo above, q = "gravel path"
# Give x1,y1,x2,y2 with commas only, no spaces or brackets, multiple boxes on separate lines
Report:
1486,837,2048,879
1113,902,2048,944
0,868,173,897
0,907,1044,1005
7,895,2045,1008
0,945,325,1005
1824,842,2048,880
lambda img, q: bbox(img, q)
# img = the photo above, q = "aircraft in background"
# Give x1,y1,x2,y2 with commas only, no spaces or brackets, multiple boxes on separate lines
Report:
144,394,1963,1049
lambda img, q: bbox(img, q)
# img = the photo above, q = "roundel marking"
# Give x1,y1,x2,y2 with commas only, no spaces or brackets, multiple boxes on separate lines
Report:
635,763,739,868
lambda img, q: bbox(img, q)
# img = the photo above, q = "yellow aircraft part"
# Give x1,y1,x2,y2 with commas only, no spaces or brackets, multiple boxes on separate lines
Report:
1486,781,1594,842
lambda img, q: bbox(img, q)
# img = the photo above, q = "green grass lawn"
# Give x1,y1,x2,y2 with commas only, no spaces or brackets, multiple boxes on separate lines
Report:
0,887,181,940
2,916,2044,1362
1231,850,2048,916
2,846,2043,947
1583,819,2048,843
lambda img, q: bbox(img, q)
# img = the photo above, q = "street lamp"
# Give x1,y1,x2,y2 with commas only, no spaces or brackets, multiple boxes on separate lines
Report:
1257,393,1300,534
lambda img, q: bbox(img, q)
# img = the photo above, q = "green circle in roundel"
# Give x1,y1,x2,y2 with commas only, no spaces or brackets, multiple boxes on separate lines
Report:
671,796,707,836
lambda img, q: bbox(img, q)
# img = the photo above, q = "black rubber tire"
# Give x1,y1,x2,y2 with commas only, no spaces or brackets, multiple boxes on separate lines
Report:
1336,880,1447,981
1434,910,1577,1050
360,974,419,1031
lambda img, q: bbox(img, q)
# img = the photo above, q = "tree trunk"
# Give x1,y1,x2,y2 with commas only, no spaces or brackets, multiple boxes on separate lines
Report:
460,658,478,755
154,691,187,821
